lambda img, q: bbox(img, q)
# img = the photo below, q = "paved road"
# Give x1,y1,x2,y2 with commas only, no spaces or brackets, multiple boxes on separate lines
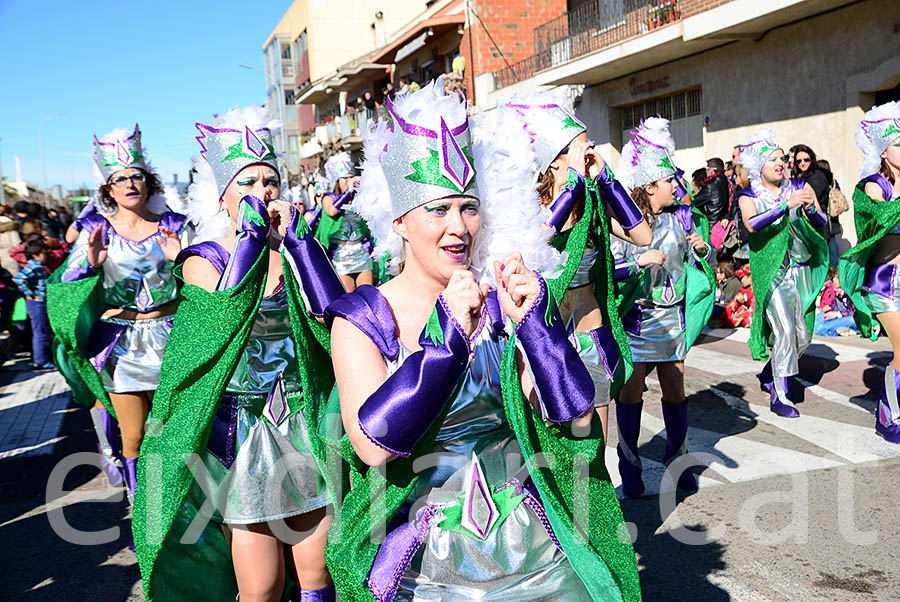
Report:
0,328,898,601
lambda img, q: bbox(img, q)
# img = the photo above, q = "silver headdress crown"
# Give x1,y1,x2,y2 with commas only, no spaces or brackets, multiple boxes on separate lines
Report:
502,88,587,175
380,79,478,219
616,117,677,191
737,129,780,182
93,124,149,182
857,101,900,178
324,152,355,186
195,107,279,199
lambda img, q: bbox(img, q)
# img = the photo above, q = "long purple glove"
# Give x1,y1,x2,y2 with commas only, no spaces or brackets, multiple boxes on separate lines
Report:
306,207,322,231
331,188,354,212
544,168,584,233
282,206,345,317
614,257,641,282
218,195,269,291
595,165,644,230
747,200,788,232
803,204,828,227
515,273,595,422
357,297,470,457
673,167,690,202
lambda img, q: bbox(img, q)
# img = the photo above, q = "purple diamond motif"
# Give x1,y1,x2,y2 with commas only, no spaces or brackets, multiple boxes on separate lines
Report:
439,116,472,192
461,452,498,540
135,278,153,311
116,139,132,166
264,372,288,426
245,126,267,158
660,275,676,305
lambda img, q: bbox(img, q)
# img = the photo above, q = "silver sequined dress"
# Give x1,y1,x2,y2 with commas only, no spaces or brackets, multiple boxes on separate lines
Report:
330,209,373,275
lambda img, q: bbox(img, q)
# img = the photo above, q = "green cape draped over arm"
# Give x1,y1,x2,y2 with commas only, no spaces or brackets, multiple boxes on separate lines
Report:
133,230,335,601
838,182,900,340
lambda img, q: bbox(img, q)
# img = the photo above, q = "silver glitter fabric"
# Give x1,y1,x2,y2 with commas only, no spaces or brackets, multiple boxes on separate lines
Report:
331,210,368,242
381,89,478,219
195,121,278,199
382,320,593,601
863,266,900,314
502,93,587,175
98,315,171,393
572,330,611,408
611,210,709,362
331,242,372,275
568,239,598,289
187,289,327,524
93,124,149,182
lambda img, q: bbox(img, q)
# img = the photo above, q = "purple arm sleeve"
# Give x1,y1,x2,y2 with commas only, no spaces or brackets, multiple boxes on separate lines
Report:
803,204,828,227
673,167,690,202
357,297,470,457
331,188,354,212
282,206,345,317
306,207,322,231
544,168,584,233
747,200,789,232
515,274,595,422
614,257,641,282
595,165,645,230
217,195,269,291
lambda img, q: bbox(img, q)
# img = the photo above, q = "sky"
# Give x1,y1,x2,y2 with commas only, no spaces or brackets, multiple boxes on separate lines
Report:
0,0,290,191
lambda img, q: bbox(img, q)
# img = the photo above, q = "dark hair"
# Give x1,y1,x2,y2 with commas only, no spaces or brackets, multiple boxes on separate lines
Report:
725,160,734,171
630,186,656,228
25,239,47,259
537,169,585,226
14,201,29,214
881,158,896,185
96,168,163,214
717,259,736,279
790,144,818,178
691,168,708,191
706,157,725,172
20,218,41,238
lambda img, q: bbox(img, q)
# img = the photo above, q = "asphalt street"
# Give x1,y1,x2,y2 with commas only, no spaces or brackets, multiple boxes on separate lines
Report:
0,327,898,601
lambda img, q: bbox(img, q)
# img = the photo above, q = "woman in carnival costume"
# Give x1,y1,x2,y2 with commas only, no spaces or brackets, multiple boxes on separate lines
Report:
839,102,900,443
315,152,373,292
48,124,192,505
132,106,345,602
325,80,640,601
734,130,828,418
497,89,652,441
610,118,716,498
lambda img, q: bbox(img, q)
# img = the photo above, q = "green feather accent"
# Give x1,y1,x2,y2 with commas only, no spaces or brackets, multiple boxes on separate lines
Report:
424,307,445,346
543,291,556,328
405,147,476,193
657,154,674,171
561,114,583,130
436,487,525,540
885,123,900,138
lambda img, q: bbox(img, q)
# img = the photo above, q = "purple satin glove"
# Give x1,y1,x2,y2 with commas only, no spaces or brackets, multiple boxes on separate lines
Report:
282,206,345,317
595,166,645,230
306,207,322,231
803,204,828,227
747,200,788,232
331,188,354,212
614,257,641,282
544,168,584,233
673,167,690,201
217,195,269,291
357,297,470,457
515,274,595,422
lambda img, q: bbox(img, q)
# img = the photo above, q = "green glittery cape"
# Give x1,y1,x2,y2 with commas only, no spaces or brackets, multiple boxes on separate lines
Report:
615,202,716,355
46,257,114,413
133,228,334,601
548,168,633,400
739,191,829,360
838,181,900,340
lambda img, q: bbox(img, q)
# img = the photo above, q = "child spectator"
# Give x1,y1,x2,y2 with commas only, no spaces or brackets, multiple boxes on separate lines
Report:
815,268,859,336
723,263,754,328
12,239,53,369
9,226,68,272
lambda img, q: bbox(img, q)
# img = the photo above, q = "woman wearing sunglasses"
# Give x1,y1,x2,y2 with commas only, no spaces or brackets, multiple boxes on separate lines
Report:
610,117,716,498
791,144,837,265
48,124,192,511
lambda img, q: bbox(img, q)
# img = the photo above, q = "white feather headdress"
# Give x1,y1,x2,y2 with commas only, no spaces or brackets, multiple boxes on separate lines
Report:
616,117,677,192
92,127,169,217
856,102,900,179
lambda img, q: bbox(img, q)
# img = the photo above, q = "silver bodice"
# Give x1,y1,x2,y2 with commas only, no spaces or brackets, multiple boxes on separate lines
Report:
611,210,706,308
64,216,192,311
332,210,368,242
568,239,598,289
751,182,812,265
226,288,303,395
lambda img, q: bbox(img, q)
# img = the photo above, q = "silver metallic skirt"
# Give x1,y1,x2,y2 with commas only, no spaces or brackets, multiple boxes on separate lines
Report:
624,305,686,363
764,263,814,378
188,393,328,525
331,240,373,275
99,315,171,393
862,265,900,315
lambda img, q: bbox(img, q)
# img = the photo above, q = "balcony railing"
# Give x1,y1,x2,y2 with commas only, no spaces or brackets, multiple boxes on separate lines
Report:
495,0,681,89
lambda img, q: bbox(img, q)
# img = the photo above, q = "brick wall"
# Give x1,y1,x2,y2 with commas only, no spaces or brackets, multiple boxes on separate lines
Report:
680,0,734,18
460,0,566,102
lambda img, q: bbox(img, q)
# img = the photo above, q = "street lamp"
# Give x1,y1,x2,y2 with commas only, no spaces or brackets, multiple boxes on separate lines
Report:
39,110,64,205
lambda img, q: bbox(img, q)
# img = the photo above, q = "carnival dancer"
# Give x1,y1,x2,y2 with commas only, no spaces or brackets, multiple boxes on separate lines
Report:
839,101,900,443
734,130,829,417
315,152,373,292
498,89,651,441
610,118,715,498
325,79,640,602
132,107,344,602
47,124,191,506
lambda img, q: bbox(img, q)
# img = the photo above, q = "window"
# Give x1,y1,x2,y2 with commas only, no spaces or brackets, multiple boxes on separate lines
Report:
281,42,292,60
288,135,299,154
285,89,295,106
620,88,703,150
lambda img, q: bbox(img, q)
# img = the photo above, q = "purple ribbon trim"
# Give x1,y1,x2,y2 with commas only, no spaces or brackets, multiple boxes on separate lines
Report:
622,305,642,336
85,320,129,372
589,325,621,381
863,263,898,300
207,393,240,469
366,504,439,602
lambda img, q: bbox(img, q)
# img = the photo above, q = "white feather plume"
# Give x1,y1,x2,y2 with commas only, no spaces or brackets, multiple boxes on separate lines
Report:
857,101,900,179
739,128,779,181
